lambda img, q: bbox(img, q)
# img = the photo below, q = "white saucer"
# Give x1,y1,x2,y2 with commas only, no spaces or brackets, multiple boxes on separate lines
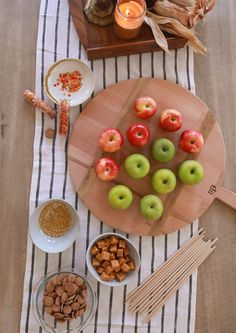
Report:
29,199,80,253
44,58,95,107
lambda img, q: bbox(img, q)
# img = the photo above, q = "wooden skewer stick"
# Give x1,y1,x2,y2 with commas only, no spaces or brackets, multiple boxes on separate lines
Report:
134,240,211,314
143,245,216,323
142,241,217,323
131,239,210,313
129,239,210,313
128,234,206,311
143,246,216,323
128,232,205,306
127,228,204,302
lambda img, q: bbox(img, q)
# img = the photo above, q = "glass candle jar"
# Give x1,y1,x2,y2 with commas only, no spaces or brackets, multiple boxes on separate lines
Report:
114,0,146,40
84,0,115,26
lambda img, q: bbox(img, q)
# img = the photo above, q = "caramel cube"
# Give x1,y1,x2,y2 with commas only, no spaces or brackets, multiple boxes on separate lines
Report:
104,238,111,247
125,255,131,262
100,272,110,281
121,263,130,273
119,239,126,248
109,244,117,253
114,265,121,273
117,249,124,257
92,258,100,268
124,247,129,256
101,260,110,269
95,252,103,262
109,253,115,261
96,239,105,249
102,247,108,252
90,246,99,256
111,260,120,269
107,273,115,281
110,236,119,245
101,251,110,261
105,265,114,275
128,261,135,270
116,272,126,282
118,257,126,266
97,267,104,274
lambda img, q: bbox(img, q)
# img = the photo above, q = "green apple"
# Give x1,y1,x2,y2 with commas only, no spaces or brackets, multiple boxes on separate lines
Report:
151,169,176,194
178,160,204,185
140,194,163,220
151,138,176,163
108,185,133,210
124,153,150,179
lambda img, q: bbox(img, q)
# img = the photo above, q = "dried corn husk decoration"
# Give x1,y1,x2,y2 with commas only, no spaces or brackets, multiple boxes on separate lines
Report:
144,15,169,53
145,0,216,53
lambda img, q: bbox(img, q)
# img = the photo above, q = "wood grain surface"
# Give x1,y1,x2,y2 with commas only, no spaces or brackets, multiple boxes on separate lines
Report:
68,78,227,235
1,1,236,333
68,0,187,60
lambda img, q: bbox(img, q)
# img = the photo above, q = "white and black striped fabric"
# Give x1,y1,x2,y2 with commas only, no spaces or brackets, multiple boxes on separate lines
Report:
20,1,198,332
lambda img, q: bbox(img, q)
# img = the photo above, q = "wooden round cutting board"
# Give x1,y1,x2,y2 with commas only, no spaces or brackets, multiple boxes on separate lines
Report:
68,78,236,236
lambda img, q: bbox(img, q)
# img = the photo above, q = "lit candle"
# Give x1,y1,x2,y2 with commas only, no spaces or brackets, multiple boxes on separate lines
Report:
114,0,146,40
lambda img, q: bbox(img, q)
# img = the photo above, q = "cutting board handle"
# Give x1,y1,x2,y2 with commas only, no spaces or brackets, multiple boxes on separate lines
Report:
215,186,236,210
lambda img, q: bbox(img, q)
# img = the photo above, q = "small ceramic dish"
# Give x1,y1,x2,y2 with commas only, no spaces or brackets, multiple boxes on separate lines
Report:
33,268,96,333
44,58,95,107
86,232,140,287
29,199,79,253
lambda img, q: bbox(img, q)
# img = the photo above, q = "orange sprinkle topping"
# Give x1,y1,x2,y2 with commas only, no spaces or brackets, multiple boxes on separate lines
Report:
55,70,83,96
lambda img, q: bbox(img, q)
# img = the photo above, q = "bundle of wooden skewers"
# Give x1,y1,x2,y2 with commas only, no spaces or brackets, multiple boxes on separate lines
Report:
145,0,216,54
127,228,217,323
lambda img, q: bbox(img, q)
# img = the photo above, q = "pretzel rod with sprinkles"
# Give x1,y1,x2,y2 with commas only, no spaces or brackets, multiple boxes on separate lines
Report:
59,99,70,136
23,90,56,119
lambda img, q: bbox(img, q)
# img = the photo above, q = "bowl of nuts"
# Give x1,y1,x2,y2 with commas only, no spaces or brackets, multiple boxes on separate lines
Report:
86,233,140,287
33,269,96,333
29,199,80,253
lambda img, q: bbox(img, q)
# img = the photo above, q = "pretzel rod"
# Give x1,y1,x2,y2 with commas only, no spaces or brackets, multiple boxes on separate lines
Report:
128,236,207,312
131,239,211,314
143,242,216,323
128,234,205,310
127,228,204,302
23,90,56,119
59,99,70,136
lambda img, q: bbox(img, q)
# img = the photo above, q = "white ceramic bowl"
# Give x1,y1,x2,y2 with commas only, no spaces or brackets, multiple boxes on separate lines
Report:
44,58,95,107
86,232,140,287
29,199,79,253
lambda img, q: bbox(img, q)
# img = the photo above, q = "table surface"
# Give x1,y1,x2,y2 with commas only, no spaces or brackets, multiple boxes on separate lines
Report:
1,1,236,332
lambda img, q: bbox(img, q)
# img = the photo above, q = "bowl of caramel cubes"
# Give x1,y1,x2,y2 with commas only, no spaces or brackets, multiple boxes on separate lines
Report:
86,233,140,286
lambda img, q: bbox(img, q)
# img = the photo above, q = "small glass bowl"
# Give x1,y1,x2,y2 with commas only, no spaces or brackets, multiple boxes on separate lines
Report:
33,268,96,333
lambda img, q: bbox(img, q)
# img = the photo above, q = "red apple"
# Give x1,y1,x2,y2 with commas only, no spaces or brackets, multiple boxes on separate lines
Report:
160,109,183,132
134,96,157,119
99,128,124,152
179,129,204,153
95,157,119,181
127,124,150,147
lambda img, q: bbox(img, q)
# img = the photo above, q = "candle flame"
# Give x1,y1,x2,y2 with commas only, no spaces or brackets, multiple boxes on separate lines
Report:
125,8,130,15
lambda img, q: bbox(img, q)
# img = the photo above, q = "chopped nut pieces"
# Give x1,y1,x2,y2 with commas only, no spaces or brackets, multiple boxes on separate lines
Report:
43,273,87,323
91,236,135,282
39,201,72,237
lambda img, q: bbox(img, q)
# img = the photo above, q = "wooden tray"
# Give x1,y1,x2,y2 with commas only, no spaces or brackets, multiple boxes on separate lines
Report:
68,78,236,236
68,0,187,60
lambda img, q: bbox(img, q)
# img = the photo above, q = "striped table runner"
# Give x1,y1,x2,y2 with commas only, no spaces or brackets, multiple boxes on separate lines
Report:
20,0,198,332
